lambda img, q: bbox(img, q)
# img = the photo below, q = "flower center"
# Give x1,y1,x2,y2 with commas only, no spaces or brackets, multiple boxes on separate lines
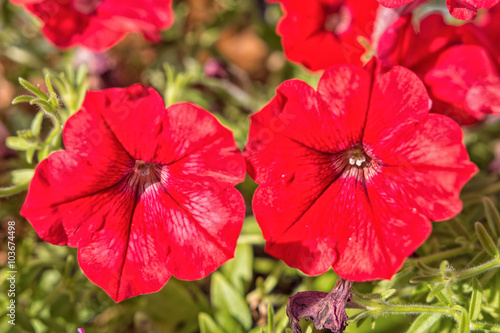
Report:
127,160,163,194
72,0,102,14
332,144,380,181
323,5,352,35
348,149,368,167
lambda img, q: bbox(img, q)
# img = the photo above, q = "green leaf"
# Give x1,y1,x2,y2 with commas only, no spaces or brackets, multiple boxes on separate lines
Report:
11,169,34,185
268,302,274,333
211,272,252,330
215,311,244,333
199,313,225,333
380,289,397,300
469,278,482,321
6,136,31,150
12,95,34,104
221,243,253,294
410,275,445,284
483,197,500,240
37,144,51,162
406,314,442,333
417,261,439,275
456,307,470,333
475,222,500,258
26,146,36,164
19,77,49,100
30,111,44,137
427,283,446,303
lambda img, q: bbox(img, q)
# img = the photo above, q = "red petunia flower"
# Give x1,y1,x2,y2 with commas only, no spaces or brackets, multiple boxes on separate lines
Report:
21,84,246,301
377,13,500,124
244,62,477,281
273,0,379,71
10,0,174,52
377,0,499,20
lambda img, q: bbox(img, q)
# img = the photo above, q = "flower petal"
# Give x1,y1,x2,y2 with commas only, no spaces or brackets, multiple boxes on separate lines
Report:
79,174,244,302
21,105,132,246
366,114,478,221
363,65,429,146
153,103,245,185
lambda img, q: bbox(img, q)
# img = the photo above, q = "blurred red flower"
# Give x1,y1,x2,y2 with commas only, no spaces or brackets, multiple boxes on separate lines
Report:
273,0,378,71
377,0,499,20
21,84,246,302
245,62,477,281
377,12,500,125
10,0,174,52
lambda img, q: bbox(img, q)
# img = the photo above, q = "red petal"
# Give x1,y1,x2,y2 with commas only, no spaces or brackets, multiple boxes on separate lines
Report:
377,0,415,8
333,174,433,280
447,0,478,20
79,178,244,302
245,77,365,183
83,84,166,161
363,66,429,146
367,114,477,221
422,45,500,124
21,105,132,246
276,0,378,71
153,103,246,184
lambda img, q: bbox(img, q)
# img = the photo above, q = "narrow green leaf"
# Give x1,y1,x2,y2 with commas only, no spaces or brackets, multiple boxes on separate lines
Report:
12,95,34,104
19,77,49,100
426,283,446,303
199,313,225,333
457,307,470,333
475,222,500,258
0,182,30,198
469,278,483,321
410,274,444,284
221,243,253,294
380,289,396,300
417,261,439,275
11,169,34,185
6,136,31,150
30,111,44,137
483,197,500,239
37,144,50,162
26,146,36,164
45,72,55,95
406,314,442,333
305,324,314,333
268,303,274,333
211,272,252,330
30,99,55,113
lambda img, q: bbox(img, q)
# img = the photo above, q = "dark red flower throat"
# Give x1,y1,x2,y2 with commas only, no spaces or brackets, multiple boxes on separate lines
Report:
323,4,352,35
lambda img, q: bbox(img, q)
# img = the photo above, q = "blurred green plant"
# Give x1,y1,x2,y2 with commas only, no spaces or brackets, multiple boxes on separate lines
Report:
0,66,88,198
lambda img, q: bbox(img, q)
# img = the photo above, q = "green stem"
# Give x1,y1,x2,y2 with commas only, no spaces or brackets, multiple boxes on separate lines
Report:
406,246,474,265
470,322,500,332
455,258,500,281
0,181,30,197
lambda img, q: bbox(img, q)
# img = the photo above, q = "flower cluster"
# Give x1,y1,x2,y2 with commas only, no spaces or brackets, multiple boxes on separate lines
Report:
10,0,174,52
14,0,493,304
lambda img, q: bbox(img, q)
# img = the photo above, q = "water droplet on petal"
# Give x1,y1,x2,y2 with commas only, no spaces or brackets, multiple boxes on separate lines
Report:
281,173,295,184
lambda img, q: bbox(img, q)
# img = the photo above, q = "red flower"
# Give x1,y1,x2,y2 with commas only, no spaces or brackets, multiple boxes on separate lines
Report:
377,13,500,124
21,84,246,301
10,0,174,52
244,63,477,281
377,0,499,20
274,0,379,71
446,0,499,20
